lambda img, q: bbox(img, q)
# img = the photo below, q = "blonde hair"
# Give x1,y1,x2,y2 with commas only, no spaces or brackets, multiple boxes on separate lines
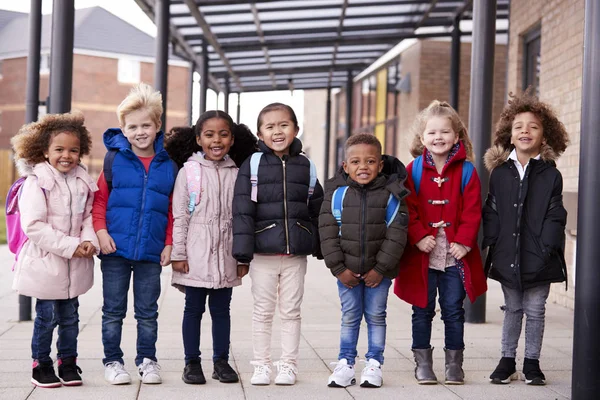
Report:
11,112,92,165
117,82,163,128
409,100,474,161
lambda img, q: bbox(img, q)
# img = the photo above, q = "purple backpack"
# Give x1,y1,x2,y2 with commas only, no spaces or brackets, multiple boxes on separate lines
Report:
5,177,44,269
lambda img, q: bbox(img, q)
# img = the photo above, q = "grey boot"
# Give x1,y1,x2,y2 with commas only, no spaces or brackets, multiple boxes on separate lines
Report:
444,348,465,385
412,348,437,384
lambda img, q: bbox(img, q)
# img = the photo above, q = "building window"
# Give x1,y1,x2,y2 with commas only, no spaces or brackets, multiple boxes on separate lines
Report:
118,58,140,84
523,25,541,97
40,53,50,75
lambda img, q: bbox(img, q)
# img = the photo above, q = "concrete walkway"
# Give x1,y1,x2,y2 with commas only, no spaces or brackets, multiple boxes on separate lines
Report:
0,244,573,399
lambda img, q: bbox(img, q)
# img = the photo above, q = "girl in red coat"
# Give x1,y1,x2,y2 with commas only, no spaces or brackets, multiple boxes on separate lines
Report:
394,100,487,385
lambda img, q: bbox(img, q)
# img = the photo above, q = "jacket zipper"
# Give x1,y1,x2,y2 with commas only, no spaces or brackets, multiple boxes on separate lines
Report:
255,223,276,234
296,222,312,234
360,188,367,275
134,169,149,260
216,164,222,282
282,159,290,254
65,175,73,298
513,165,526,289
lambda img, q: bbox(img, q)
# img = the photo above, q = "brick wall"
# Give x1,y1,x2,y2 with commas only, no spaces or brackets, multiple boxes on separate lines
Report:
507,0,585,309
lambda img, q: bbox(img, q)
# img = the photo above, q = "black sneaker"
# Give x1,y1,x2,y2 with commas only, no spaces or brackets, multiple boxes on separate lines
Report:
31,360,61,388
58,357,83,386
212,358,239,383
489,357,517,384
182,359,206,384
523,358,546,385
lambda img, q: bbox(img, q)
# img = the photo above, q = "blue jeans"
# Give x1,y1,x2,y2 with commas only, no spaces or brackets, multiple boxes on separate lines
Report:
412,266,466,350
31,297,79,364
182,286,233,363
337,277,392,365
101,256,162,366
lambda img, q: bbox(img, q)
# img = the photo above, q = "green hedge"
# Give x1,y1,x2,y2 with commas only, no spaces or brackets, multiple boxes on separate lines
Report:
0,211,6,244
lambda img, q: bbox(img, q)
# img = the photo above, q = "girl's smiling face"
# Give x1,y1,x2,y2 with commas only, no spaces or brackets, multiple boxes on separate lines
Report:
197,117,234,161
421,115,459,158
511,112,544,157
257,109,299,158
45,132,81,173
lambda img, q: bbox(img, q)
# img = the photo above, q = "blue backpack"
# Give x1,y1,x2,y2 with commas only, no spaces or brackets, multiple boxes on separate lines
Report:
411,155,474,194
331,186,400,236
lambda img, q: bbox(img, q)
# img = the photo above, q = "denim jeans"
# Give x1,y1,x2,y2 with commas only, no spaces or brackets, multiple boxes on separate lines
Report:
101,256,162,366
182,286,233,363
337,277,392,365
31,297,79,364
412,266,466,350
501,283,550,359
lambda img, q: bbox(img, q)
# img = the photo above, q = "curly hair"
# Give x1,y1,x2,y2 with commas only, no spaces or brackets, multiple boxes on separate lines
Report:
493,89,569,155
409,100,474,161
165,110,258,169
344,133,382,157
117,82,163,128
11,112,92,164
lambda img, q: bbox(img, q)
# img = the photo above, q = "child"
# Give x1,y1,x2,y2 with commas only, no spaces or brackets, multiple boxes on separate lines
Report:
394,100,487,385
10,112,98,388
164,110,257,385
483,91,569,386
232,102,324,386
92,83,177,385
319,133,409,388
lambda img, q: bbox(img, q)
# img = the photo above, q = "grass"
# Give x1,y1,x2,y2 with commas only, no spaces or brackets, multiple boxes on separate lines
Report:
0,210,5,244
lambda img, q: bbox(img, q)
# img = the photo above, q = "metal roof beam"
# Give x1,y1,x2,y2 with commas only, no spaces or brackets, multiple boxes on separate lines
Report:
133,0,222,92
249,3,276,88
328,0,349,86
182,0,243,90
214,63,368,78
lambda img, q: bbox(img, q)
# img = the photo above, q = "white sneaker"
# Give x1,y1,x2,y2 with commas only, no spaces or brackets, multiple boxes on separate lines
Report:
328,358,356,388
138,358,162,384
360,359,383,387
104,361,131,385
274,361,297,385
250,362,272,385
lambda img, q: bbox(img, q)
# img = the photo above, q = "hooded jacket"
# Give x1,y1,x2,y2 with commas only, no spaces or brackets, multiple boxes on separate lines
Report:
394,142,487,308
482,144,567,290
102,128,177,263
171,152,241,290
232,138,324,263
318,155,410,279
12,161,99,300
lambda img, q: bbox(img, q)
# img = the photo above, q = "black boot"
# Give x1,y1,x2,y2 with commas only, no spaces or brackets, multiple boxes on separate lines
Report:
182,359,206,385
523,358,546,385
31,361,61,388
58,357,83,386
212,358,239,383
489,357,517,384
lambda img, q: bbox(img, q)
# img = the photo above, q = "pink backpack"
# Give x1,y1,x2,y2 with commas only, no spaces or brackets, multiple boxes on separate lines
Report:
5,177,45,269
184,161,203,213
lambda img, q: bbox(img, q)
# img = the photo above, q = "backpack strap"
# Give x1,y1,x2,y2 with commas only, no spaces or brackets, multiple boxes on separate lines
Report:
183,161,202,213
412,155,423,195
301,154,318,201
461,160,474,193
331,186,349,236
385,194,401,227
249,152,262,202
103,149,118,192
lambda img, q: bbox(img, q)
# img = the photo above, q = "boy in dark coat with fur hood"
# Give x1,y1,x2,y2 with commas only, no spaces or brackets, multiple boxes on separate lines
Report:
319,133,409,389
483,90,569,386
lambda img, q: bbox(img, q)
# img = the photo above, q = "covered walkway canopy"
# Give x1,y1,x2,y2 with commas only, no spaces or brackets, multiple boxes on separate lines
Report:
133,0,509,93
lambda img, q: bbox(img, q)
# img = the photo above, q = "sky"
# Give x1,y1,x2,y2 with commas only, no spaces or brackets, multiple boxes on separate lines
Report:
0,0,305,135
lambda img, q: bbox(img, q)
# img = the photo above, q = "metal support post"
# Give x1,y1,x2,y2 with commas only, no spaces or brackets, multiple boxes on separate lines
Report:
199,40,209,114
236,93,241,124
188,62,195,125
345,70,353,139
154,0,169,129
48,0,74,114
224,77,230,114
450,14,461,111
324,86,332,180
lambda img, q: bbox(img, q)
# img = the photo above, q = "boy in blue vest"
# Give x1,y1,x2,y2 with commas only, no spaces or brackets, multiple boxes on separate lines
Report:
319,133,409,388
92,83,177,385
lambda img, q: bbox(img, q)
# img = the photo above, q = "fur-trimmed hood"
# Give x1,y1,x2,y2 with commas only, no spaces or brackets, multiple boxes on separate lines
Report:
483,143,560,171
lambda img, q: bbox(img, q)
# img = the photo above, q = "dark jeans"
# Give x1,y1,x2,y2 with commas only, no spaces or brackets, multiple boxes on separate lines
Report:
31,297,79,364
412,266,466,350
183,286,233,363
101,256,162,366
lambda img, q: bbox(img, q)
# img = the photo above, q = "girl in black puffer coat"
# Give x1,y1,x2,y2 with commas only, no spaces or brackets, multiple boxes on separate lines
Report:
482,90,569,386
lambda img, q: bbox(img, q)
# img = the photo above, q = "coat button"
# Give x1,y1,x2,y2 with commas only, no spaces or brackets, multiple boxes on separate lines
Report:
513,204,518,207
510,263,514,268
512,233,516,237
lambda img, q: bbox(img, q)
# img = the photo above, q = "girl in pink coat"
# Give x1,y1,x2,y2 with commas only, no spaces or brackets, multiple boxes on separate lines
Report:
10,113,99,388
164,110,257,385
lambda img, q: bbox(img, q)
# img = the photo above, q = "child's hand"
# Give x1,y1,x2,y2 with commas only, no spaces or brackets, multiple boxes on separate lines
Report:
237,264,249,278
337,269,361,289
160,245,172,266
362,269,383,288
80,241,96,258
416,235,436,253
97,229,117,254
172,260,189,274
73,244,88,258
449,242,469,260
